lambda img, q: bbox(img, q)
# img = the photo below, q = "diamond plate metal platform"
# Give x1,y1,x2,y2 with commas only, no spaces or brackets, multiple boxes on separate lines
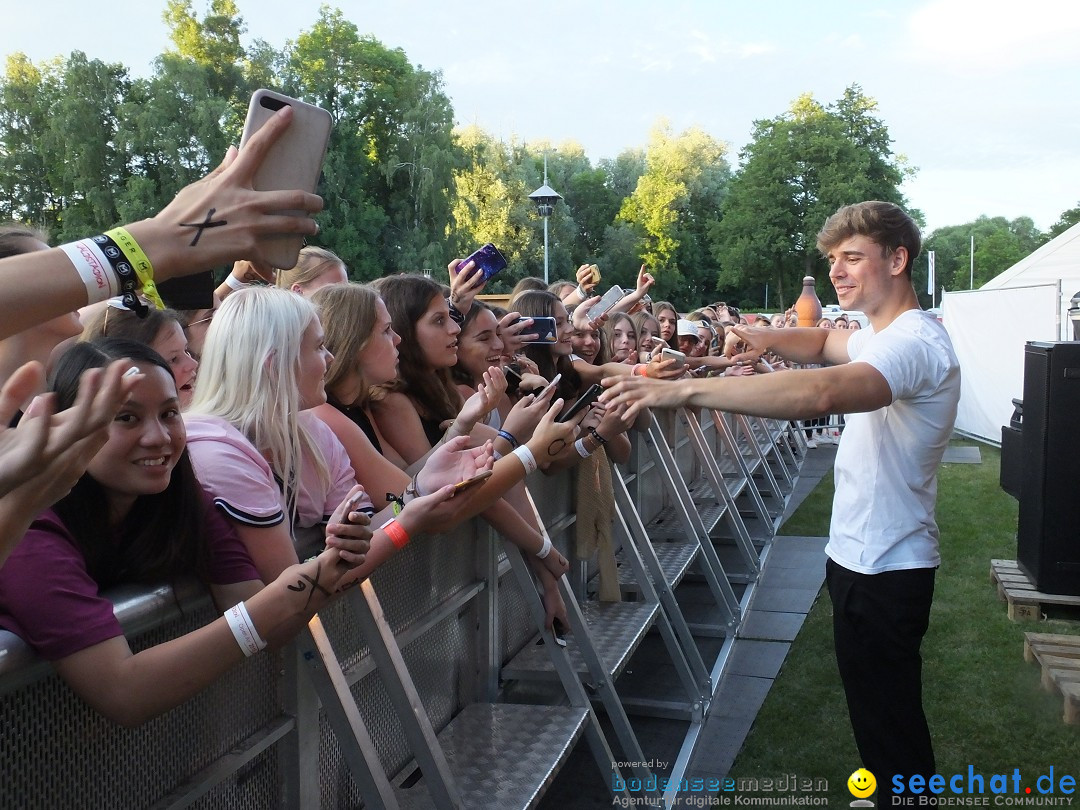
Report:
616,542,698,591
501,600,659,681
644,501,728,541
394,703,588,810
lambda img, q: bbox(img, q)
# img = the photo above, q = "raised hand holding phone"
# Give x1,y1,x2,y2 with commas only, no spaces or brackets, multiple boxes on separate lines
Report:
238,90,332,270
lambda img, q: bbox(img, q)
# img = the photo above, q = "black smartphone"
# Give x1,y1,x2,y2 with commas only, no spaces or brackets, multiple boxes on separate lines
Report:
522,316,558,344
557,383,603,423
461,243,507,283
157,271,215,310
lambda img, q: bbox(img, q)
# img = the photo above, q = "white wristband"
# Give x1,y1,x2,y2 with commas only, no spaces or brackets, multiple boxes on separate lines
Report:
225,601,267,657
223,273,248,291
512,444,538,475
575,438,592,458
536,535,553,559
60,240,118,304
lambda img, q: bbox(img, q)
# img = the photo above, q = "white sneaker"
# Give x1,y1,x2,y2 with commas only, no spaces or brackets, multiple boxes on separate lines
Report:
818,433,835,445
805,437,818,449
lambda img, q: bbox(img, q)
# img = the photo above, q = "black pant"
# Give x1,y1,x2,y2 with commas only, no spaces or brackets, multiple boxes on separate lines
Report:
826,559,937,788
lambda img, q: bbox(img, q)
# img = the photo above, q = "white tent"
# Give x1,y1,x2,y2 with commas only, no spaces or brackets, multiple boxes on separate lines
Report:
942,221,1080,444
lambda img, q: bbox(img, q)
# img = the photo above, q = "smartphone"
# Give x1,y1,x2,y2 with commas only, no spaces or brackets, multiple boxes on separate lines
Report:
661,348,687,368
343,490,375,522
557,383,603,423
461,243,507,283
239,89,333,270
534,373,562,402
587,285,624,321
522,316,558,344
504,363,523,386
157,271,215,310
451,469,493,494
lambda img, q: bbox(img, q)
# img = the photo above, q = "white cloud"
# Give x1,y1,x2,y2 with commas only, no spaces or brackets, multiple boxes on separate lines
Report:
907,0,1080,68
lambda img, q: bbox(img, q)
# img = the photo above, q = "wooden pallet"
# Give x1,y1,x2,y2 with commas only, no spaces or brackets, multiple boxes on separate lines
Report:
1023,632,1080,725
990,559,1080,621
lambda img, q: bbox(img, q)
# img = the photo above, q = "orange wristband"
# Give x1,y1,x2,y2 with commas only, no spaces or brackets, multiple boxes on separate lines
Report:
381,518,410,549
633,363,647,377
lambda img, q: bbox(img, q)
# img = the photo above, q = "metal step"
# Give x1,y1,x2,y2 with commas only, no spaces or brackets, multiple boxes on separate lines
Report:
616,542,698,591
644,501,728,541
501,600,659,681
394,703,588,809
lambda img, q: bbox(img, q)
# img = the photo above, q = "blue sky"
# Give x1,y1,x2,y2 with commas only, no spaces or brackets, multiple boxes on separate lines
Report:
4,0,1079,234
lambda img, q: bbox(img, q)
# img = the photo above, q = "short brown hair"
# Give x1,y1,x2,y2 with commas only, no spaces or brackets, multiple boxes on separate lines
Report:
816,201,921,276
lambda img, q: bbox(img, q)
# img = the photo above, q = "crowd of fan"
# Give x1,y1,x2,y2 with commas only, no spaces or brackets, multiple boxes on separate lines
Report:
0,110,832,727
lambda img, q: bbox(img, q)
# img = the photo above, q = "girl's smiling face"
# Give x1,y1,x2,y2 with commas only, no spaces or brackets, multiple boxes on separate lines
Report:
88,366,185,518
456,308,504,381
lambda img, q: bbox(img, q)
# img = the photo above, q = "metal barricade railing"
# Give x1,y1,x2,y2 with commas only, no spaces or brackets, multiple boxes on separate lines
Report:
0,409,805,809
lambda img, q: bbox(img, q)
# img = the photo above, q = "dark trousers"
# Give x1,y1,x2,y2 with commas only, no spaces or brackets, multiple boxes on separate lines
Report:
826,558,937,787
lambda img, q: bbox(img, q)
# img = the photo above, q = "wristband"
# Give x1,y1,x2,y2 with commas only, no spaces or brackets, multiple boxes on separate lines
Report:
60,240,118,304
225,601,267,657
496,429,519,449
404,473,425,500
380,518,410,549
575,284,587,299
588,427,607,446
512,445,538,475
632,364,647,377
536,535,553,559
575,438,593,458
105,227,163,311
385,492,405,515
223,273,248,291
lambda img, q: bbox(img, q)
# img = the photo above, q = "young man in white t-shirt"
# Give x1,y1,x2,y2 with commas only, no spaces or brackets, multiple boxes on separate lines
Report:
602,201,960,788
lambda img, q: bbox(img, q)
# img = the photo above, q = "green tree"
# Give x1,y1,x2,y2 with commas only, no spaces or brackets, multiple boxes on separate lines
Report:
712,85,911,311
0,54,61,226
1047,203,1080,240
616,121,731,302
452,127,539,290
283,6,458,278
923,215,1045,296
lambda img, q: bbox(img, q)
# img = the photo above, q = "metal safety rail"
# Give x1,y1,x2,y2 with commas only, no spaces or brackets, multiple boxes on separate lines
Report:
0,405,804,809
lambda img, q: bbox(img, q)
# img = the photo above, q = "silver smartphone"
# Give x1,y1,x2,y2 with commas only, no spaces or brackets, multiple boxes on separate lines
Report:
239,89,333,270
586,285,624,321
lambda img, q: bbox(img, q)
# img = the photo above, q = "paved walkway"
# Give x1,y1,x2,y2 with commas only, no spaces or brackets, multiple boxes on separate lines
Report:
683,443,836,786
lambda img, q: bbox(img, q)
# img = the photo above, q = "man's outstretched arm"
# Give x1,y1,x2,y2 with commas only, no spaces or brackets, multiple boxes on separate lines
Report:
602,362,892,423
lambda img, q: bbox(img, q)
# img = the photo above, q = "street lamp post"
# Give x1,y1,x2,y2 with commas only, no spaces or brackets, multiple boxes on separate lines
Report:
528,155,561,284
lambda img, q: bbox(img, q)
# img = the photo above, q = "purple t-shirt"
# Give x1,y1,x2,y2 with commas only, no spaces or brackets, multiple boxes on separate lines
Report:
0,498,259,661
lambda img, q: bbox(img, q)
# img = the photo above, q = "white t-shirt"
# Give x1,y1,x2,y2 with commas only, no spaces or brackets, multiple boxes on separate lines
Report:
825,309,960,574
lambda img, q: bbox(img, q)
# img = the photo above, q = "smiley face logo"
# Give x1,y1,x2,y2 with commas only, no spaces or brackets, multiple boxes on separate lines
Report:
847,768,876,798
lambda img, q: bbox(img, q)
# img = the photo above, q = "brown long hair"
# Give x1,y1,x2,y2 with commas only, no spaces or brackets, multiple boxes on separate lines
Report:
513,290,581,401
311,283,381,405
371,274,462,426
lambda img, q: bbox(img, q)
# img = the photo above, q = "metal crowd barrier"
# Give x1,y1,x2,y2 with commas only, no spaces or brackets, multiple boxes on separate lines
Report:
0,409,806,810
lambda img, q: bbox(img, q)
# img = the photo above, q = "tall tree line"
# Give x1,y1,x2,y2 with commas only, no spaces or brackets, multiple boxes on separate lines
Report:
2,2,1069,306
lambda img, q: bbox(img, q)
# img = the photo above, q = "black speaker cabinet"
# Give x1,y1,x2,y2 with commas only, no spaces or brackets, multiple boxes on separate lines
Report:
1016,341,1080,596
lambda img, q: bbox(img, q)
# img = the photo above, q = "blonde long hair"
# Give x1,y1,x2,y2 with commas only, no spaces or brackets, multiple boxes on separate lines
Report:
187,287,329,517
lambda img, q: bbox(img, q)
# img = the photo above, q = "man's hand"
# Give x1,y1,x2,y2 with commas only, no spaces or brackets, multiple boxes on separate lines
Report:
601,375,688,422
726,324,770,363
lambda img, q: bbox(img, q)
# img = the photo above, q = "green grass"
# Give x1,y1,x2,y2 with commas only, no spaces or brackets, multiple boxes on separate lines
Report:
728,441,1080,806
